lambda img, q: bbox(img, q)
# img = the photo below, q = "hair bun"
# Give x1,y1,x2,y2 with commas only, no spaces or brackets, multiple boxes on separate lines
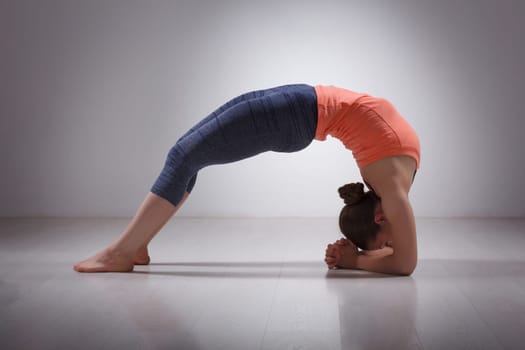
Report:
338,182,365,205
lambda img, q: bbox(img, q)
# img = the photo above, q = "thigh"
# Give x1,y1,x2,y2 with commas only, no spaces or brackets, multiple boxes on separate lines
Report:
174,84,317,170
172,96,277,169
179,84,312,141
178,86,278,141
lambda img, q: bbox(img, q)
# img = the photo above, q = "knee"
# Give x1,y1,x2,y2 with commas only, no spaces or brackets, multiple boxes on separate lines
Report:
163,143,201,183
166,143,186,164
164,142,195,172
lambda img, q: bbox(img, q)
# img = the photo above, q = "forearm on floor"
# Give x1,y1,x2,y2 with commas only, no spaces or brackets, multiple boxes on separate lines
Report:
355,252,416,276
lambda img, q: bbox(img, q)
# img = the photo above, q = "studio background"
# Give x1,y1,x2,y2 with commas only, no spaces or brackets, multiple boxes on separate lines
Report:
1,0,524,218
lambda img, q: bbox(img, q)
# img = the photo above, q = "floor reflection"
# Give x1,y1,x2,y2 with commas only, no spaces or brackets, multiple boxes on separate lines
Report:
326,273,420,349
81,274,202,349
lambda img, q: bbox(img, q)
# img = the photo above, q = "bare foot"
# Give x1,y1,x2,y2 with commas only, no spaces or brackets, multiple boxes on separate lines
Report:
73,247,135,272
134,246,151,265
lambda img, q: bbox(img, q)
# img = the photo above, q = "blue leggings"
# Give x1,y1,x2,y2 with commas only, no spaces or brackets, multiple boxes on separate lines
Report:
150,84,318,207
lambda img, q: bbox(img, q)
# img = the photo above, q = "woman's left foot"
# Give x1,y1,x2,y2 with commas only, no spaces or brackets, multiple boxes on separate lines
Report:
134,246,151,265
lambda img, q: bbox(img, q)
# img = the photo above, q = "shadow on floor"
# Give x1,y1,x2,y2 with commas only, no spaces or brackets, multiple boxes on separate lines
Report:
132,260,397,279
131,259,525,280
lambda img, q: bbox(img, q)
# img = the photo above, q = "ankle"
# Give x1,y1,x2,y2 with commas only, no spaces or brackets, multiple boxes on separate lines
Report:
106,244,135,259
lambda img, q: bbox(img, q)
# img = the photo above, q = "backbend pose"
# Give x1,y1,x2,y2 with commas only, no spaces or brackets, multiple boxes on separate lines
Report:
74,84,420,275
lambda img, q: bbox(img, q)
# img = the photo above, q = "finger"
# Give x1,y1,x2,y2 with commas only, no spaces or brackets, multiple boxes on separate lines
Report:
325,256,339,265
332,245,344,256
325,260,337,269
327,244,339,255
325,257,335,264
328,248,341,257
336,239,349,246
325,261,335,269
325,252,338,260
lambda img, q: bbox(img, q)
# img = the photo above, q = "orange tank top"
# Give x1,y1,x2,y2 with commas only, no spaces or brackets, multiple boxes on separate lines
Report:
314,85,421,170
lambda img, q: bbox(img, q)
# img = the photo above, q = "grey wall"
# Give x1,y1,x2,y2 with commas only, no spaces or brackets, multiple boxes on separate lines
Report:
1,0,524,218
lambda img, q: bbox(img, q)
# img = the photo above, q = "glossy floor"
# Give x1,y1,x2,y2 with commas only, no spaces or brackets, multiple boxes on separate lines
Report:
0,218,524,350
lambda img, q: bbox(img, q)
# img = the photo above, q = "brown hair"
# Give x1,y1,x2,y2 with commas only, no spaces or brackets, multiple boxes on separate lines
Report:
338,182,381,250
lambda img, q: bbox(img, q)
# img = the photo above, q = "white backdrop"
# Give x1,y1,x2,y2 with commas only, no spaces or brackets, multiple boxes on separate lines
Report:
1,0,524,218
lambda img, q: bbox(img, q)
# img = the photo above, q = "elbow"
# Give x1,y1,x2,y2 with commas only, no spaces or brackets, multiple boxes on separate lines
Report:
397,268,414,276
397,261,417,276
394,258,417,276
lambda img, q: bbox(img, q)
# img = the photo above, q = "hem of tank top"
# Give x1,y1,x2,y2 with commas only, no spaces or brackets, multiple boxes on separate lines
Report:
357,151,420,171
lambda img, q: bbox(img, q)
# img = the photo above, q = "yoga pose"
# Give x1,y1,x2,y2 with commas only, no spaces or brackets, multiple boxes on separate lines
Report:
74,84,420,275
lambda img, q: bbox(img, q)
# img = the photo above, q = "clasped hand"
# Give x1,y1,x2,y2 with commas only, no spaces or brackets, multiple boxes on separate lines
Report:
324,238,359,269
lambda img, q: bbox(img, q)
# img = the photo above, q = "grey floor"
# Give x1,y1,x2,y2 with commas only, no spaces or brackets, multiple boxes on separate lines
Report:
0,218,524,350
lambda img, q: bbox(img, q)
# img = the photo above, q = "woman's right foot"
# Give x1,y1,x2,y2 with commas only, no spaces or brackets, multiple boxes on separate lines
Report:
74,247,135,273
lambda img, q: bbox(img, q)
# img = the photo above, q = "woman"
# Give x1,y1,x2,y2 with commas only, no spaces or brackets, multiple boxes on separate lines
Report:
74,84,420,275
